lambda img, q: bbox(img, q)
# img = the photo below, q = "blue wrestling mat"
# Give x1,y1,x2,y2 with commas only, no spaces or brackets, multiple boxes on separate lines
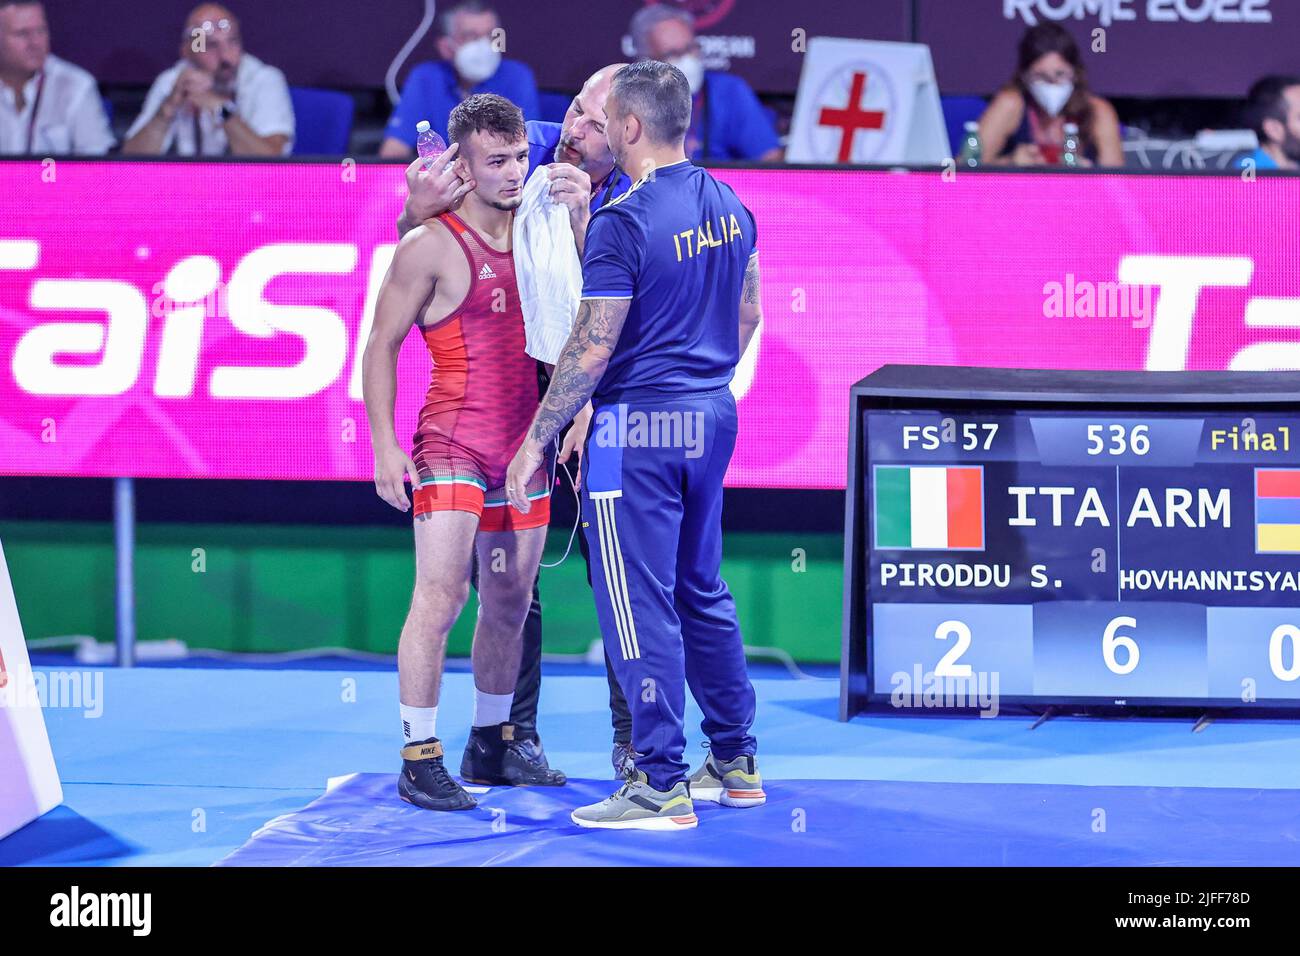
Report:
11,666,1300,867
216,772,1300,867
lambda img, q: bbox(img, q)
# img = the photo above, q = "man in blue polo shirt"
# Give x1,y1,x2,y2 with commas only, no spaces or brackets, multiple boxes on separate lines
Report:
379,0,539,158
394,66,640,783
1238,75,1300,172
505,60,767,831
628,4,781,163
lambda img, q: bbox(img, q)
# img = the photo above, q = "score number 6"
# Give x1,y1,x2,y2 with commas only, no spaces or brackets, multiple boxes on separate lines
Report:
1103,616,1140,674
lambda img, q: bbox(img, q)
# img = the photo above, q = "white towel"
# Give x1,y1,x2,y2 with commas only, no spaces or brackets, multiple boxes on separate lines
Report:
512,165,582,365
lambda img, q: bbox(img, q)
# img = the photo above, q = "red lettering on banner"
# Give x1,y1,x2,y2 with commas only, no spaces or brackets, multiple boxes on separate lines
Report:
817,72,885,163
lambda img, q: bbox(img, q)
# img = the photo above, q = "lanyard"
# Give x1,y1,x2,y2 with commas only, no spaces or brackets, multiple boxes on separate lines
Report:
591,167,619,209
24,71,45,154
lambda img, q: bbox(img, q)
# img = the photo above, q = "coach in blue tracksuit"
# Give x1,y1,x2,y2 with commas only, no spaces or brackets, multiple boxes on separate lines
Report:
505,60,766,830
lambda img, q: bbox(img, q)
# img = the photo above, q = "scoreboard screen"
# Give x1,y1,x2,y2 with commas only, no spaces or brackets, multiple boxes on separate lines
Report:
841,366,1300,716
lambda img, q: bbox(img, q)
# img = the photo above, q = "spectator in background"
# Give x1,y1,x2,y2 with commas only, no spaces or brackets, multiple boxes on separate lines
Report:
379,1,539,158
1240,76,1300,171
977,23,1122,168
628,4,780,163
123,4,293,157
0,0,113,154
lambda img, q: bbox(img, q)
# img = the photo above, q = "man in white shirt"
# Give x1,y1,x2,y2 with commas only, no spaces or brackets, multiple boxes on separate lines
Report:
123,3,294,157
0,0,114,155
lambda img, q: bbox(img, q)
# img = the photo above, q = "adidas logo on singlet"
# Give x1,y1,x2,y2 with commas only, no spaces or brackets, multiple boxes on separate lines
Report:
478,262,496,280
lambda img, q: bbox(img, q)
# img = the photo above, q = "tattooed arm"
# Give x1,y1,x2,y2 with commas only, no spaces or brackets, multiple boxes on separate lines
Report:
504,296,631,511
738,251,763,359
531,297,630,446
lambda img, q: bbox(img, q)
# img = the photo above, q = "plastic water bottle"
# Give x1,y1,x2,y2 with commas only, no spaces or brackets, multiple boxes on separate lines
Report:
416,120,447,171
958,121,981,168
1062,123,1080,168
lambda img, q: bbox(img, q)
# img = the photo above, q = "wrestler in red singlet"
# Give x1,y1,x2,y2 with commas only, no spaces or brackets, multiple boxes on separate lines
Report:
411,210,551,529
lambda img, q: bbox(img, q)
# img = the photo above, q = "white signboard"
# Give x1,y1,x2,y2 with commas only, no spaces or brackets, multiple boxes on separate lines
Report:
0,538,62,841
788,38,949,166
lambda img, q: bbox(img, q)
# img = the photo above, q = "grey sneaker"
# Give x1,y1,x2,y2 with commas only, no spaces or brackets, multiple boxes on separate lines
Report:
571,770,698,831
688,752,766,808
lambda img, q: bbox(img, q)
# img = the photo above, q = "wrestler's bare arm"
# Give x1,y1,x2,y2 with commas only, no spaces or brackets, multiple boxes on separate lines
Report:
361,226,446,511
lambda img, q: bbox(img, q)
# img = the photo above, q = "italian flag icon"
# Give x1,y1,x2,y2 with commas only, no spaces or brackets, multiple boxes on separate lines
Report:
874,465,984,550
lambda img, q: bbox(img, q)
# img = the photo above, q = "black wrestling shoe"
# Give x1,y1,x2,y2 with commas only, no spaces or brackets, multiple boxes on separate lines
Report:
398,737,476,811
511,733,551,770
461,722,567,786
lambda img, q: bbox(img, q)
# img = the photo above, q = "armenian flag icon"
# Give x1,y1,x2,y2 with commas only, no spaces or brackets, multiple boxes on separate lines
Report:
1255,468,1300,554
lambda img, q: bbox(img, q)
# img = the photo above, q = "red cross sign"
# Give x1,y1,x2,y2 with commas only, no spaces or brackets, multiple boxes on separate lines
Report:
817,71,886,163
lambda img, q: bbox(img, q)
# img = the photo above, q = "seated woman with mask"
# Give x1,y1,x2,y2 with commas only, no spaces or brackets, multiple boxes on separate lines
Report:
977,22,1123,167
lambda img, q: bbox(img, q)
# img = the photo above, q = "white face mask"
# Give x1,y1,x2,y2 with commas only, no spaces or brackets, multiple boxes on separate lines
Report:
1028,79,1073,117
454,36,501,85
669,54,705,96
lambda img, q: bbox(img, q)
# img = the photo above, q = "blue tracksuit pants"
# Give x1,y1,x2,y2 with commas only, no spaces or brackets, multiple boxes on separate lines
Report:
580,386,758,792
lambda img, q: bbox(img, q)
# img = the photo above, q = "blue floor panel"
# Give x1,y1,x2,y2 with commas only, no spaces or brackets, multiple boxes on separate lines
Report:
6,664,1300,866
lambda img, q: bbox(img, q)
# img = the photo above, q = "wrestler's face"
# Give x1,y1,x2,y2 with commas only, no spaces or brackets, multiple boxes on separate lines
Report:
459,130,529,211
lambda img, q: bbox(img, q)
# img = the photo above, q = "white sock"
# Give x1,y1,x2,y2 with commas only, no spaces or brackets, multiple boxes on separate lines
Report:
472,689,514,727
400,703,437,743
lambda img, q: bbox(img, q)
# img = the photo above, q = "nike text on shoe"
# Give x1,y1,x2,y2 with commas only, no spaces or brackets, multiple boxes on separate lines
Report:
687,752,766,808
570,770,698,831
398,737,477,811
461,722,566,786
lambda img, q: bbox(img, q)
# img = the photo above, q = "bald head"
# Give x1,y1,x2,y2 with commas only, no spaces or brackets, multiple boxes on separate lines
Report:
181,3,242,87
582,63,627,102
556,63,628,177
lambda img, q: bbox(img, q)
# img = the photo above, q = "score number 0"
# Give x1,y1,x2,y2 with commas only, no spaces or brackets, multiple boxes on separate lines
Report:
933,617,1300,682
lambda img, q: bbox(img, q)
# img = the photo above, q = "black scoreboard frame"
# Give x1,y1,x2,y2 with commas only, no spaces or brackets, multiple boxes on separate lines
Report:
839,365,1300,720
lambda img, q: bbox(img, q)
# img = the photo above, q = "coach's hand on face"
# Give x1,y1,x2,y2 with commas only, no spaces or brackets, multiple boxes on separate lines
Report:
374,443,421,513
546,163,592,237
404,142,475,223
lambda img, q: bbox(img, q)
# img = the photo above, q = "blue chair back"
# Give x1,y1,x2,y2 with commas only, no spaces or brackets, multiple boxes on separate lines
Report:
288,86,354,155
941,95,989,157
538,90,571,124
